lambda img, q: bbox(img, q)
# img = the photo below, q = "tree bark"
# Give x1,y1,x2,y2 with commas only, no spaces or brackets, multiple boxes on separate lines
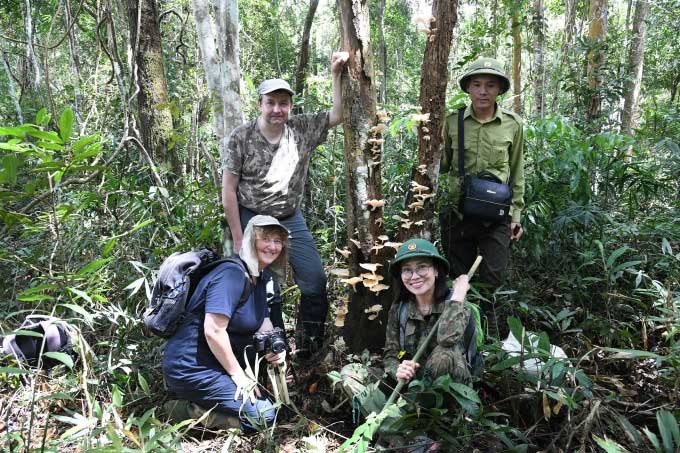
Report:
2,53,24,123
532,0,545,118
193,0,243,147
294,0,319,104
193,0,243,253
338,0,391,353
511,0,522,115
621,0,649,135
126,0,174,166
399,0,458,241
24,0,41,89
586,0,608,124
65,0,83,125
376,0,387,103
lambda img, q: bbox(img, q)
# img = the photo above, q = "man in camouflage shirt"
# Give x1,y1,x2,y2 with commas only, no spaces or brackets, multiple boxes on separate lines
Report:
440,57,525,289
221,53,348,354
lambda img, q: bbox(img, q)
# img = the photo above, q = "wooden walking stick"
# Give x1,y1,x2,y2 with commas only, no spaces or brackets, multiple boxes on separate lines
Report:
383,255,483,408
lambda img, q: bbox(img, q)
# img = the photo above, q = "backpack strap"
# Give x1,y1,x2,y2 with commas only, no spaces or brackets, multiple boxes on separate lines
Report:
186,256,253,314
398,300,408,350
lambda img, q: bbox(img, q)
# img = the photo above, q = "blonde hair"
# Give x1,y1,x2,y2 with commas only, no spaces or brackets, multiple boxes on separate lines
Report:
253,225,288,246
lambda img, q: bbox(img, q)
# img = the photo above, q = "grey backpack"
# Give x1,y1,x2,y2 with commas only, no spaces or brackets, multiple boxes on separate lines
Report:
1,315,73,369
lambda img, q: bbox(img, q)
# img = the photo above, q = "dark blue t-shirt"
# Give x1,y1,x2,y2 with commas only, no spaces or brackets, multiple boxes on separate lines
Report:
162,261,269,387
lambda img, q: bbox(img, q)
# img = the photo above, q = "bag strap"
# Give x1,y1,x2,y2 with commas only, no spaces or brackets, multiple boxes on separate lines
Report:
398,300,407,349
457,106,466,181
187,256,252,314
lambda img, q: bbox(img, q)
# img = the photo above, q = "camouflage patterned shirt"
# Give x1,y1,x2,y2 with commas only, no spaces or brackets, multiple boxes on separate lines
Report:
383,295,471,383
221,112,330,218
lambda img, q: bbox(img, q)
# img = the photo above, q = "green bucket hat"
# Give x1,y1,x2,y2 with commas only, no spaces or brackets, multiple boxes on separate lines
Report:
389,239,449,278
459,57,511,95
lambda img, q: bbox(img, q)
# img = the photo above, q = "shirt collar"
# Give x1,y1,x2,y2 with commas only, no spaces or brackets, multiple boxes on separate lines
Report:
466,103,502,124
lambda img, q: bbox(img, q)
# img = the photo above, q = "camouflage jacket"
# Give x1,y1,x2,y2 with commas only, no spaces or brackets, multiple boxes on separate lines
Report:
221,112,329,218
383,295,471,383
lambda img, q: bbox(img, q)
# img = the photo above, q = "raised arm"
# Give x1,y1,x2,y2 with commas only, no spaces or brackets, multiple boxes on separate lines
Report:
328,51,349,128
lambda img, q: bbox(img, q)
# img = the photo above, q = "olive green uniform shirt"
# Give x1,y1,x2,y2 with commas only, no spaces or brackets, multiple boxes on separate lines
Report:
440,104,525,223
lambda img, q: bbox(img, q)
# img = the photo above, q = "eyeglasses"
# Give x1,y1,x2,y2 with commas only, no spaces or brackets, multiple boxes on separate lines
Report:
400,264,432,279
258,237,284,247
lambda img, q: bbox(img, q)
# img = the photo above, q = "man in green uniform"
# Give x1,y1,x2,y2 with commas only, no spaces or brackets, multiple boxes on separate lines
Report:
440,57,525,289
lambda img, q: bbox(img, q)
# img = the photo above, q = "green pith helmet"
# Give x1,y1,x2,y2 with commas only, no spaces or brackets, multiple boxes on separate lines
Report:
459,57,511,95
389,239,449,278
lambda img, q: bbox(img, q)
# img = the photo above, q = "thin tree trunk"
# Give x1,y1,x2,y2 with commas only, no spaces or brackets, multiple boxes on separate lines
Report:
586,0,608,124
65,0,84,126
193,0,243,254
511,0,522,115
294,0,319,103
376,0,387,103
24,0,41,89
621,0,649,135
125,0,174,166
338,0,390,353
2,53,24,123
532,0,545,118
399,0,458,241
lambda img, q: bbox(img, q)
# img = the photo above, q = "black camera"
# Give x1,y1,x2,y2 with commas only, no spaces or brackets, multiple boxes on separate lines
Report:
252,327,286,354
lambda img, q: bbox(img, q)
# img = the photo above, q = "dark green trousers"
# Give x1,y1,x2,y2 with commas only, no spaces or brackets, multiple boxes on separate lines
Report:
439,213,512,288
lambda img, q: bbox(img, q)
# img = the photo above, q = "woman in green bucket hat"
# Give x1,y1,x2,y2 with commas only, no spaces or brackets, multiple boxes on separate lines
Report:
335,239,480,443
383,238,474,384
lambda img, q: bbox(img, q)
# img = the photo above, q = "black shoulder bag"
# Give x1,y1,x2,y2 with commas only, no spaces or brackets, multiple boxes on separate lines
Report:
457,107,513,222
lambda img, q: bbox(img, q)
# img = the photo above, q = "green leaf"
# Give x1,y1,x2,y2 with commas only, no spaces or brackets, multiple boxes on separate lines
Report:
0,125,31,138
112,385,123,407
76,258,111,277
507,316,526,349
37,392,74,402
601,347,662,360
610,260,643,276
59,303,94,324
43,352,74,368
130,218,154,233
36,108,51,126
71,133,99,153
450,383,481,404
59,108,74,142
27,129,62,144
1,155,20,185
592,434,629,453
0,366,32,375
11,329,44,338
17,293,55,302
138,373,150,394
68,287,92,304
606,246,631,269
643,427,662,452
35,141,64,151
656,410,680,452
72,142,102,163
102,238,116,256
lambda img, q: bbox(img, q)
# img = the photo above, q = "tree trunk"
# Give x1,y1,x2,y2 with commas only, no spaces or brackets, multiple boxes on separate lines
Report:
65,0,83,126
399,0,458,241
126,0,174,166
338,0,391,353
376,0,387,103
586,0,608,124
1,53,24,123
192,0,244,254
511,0,522,115
621,0,649,135
294,0,319,105
532,0,545,118
24,0,41,89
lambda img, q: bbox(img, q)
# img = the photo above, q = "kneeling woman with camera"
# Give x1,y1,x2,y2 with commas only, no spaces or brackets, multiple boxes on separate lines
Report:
163,215,288,431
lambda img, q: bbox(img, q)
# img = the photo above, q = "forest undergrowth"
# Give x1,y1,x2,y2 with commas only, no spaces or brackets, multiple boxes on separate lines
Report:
1,107,678,452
